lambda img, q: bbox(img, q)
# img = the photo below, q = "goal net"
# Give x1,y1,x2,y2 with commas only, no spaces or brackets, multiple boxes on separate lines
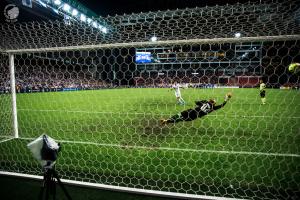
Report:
0,0,299,199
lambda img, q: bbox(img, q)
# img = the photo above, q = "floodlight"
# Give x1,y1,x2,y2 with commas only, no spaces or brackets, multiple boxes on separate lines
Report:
151,36,157,42
54,0,61,5
101,27,108,33
80,14,86,22
92,21,98,28
63,3,70,12
72,9,78,16
87,18,92,23
235,32,241,38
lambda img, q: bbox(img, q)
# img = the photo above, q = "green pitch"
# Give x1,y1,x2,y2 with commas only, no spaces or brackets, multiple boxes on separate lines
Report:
0,88,299,199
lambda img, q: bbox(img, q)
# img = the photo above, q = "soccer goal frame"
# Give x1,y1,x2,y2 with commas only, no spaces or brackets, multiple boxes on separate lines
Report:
1,34,300,200
1,0,300,199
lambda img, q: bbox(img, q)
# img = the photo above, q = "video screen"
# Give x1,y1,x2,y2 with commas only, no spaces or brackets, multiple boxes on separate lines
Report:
136,52,152,63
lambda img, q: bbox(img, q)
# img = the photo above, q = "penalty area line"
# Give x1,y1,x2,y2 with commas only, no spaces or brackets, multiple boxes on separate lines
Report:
18,137,300,158
18,108,300,119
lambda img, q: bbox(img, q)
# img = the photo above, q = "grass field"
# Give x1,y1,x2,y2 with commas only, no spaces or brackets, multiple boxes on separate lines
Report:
0,88,300,199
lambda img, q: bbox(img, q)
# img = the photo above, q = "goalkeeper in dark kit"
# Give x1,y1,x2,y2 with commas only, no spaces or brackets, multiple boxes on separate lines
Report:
160,93,232,125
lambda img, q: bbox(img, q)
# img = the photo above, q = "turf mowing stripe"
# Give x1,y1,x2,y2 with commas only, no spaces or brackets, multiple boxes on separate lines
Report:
17,137,300,158
18,109,300,119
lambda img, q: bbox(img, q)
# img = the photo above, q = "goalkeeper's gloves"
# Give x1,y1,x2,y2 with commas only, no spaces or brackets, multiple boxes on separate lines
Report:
225,96,228,102
225,94,230,102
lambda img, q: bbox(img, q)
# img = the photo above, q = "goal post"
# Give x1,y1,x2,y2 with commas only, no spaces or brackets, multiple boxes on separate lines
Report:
8,53,18,139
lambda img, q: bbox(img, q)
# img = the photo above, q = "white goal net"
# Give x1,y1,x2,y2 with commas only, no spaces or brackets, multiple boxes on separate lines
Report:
0,0,299,199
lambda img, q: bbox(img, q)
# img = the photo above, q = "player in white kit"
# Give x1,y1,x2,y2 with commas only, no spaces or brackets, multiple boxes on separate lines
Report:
172,82,185,105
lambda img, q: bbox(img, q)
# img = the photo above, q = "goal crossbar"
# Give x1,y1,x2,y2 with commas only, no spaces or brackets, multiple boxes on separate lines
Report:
4,35,300,54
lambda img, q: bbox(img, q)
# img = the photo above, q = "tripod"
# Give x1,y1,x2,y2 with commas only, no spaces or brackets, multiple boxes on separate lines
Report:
39,166,72,200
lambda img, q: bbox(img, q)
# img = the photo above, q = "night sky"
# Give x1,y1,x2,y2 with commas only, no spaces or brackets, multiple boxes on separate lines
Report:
76,0,257,16
0,0,264,23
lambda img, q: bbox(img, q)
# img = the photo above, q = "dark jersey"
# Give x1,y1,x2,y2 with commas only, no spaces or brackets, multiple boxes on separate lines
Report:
180,100,227,121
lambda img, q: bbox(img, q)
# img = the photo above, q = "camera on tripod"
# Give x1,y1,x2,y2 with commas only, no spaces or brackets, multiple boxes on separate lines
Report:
27,134,71,200
27,134,60,168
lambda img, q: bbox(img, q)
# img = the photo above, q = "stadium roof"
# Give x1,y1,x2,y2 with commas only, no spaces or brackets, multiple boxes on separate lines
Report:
0,0,270,23
1,0,299,51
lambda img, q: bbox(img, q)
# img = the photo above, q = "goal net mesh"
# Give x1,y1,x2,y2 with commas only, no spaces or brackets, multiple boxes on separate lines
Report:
0,0,299,199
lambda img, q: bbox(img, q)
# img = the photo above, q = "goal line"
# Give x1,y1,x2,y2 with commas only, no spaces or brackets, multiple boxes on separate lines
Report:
15,137,300,158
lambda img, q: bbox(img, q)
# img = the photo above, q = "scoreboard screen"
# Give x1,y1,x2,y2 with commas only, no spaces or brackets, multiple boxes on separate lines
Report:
136,52,152,63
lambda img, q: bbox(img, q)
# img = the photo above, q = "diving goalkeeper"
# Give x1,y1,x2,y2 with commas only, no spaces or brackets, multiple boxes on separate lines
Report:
160,93,232,125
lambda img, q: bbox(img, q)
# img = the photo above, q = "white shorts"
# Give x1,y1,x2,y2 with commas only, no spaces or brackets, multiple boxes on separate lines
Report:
175,92,181,98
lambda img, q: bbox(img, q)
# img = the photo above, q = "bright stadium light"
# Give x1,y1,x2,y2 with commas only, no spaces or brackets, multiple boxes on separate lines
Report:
87,18,92,23
101,27,108,33
150,36,157,42
54,0,61,5
235,32,241,38
92,21,98,28
63,4,70,12
80,14,86,22
72,9,78,16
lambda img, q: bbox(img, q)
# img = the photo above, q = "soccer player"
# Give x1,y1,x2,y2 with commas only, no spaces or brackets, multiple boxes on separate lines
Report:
259,80,266,105
160,93,232,125
171,81,185,105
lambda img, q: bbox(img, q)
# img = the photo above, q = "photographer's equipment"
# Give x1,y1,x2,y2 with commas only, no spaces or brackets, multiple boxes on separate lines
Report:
39,165,72,200
27,134,72,200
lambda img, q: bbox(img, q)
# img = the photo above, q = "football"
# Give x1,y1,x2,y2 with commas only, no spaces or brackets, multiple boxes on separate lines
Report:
288,63,300,73
227,92,232,99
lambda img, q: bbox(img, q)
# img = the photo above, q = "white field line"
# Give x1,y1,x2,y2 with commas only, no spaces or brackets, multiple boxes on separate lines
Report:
0,137,14,143
18,137,300,158
18,108,300,119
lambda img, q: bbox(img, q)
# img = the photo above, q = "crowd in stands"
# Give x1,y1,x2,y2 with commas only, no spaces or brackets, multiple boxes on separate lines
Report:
1,67,299,93
134,70,264,88
0,77,112,93
0,66,112,93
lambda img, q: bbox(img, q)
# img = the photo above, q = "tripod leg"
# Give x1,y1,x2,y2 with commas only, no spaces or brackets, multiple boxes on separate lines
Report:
38,180,46,200
39,173,51,200
53,171,72,200
51,176,56,200
45,177,50,200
